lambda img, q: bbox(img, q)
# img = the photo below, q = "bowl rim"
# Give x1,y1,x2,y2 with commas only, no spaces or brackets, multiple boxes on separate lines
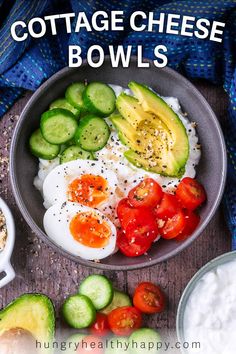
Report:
176,250,236,352
10,56,227,270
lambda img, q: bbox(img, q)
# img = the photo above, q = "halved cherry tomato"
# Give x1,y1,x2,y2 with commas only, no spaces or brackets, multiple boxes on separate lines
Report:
125,210,159,245
133,282,166,314
175,210,200,241
108,306,142,336
155,193,180,220
117,198,139,229
159,210,186,239
89,313,110,337
117,230,152,257
77,335,103,354
128,178,163,208
176,177,207,210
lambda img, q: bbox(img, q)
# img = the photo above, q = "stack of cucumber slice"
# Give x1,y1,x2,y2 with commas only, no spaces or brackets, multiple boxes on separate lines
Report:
63,274,162,354
29,81,116,163
62,275,130,329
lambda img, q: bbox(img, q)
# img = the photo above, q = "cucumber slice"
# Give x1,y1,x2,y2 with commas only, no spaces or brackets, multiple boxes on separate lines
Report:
75,115,110,152
129,328,162,354
41,108,78,145
62,294,96,329
79,275,114,310
66,333,86,354
83,82,116,117
29,129,60,160
66,82,86,111
105,337,129,354
101,290,132,315
60,145,95,164
50,98,80,117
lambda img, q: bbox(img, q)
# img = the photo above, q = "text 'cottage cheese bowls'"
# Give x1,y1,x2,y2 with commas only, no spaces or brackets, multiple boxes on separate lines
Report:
10,58,226,270
0,198,15,287
177,251,236,354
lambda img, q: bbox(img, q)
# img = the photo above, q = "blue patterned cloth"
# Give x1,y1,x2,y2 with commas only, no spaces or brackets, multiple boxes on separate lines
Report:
0,0,235,248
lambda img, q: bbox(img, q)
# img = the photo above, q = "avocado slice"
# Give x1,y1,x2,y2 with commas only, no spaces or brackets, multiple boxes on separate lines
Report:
114,82,189,177
110,114,145,153
129,81,189,172
116,93,153,129
0,294,55,354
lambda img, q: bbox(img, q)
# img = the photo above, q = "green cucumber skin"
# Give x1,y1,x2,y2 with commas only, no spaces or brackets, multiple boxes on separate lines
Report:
79,275,114,310
75,115,110,152
61,294,96,329
65,82,87,112
129,328,162,354
40,108,78,145
49,98,80,117
60,145,95,164
82,82,116,117
101,290,132,315
29,129,60,160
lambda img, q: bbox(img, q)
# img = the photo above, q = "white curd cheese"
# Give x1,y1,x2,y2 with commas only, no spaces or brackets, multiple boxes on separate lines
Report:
183,259,236,354
34,84,201,195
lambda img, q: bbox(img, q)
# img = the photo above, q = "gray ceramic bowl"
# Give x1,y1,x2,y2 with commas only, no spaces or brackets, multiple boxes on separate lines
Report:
176,251,236,353
10,57,227,270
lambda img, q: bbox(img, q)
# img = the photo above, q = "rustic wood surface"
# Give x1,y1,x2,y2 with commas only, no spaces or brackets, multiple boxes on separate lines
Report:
0,81,231,336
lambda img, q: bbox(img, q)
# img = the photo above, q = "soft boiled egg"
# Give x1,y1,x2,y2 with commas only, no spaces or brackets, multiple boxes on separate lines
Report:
42,160,120,223
43,201,117,260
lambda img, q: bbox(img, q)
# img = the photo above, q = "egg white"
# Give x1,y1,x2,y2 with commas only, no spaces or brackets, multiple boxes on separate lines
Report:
43,159,120,222
43,201,117,260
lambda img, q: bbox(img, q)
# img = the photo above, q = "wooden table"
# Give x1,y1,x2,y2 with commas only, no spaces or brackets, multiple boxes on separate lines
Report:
0,81,231,334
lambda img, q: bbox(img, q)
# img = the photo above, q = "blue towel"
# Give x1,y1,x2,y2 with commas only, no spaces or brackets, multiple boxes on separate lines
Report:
0,0,235,248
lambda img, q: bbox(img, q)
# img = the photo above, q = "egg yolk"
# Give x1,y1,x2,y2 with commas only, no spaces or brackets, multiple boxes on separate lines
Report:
67,174,108,207
69,212,111,248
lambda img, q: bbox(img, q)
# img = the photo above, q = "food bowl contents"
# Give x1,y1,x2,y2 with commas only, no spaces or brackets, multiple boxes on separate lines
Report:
183,258,236,353
0,294,55,354
117,177,206,257
0,209,7,251
44,201,117,260
62,274,165,342
29,80,206,261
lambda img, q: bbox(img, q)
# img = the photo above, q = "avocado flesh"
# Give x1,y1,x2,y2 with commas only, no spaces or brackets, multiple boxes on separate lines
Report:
110,114,145,153
115,83,189,177
116,93,152,129
0,294,55,354
129,81,189,171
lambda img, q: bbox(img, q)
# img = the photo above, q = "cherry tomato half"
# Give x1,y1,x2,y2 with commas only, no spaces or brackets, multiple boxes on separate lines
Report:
133,282,166,314
175,210,200,241
176,177,207,210
89,313,110,337
125,209,159,245
108,306,142,336
155,193,180,220
117,230,152,257
117,198,139,229
159,210,186,239
128,178,163,208
77,335,104,354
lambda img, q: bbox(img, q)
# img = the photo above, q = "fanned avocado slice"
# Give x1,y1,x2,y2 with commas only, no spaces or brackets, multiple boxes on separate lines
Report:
114,82,189,177
0,294,55,354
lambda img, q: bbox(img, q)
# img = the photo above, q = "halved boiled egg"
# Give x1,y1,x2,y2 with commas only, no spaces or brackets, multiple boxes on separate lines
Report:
43,201,117,260
43,160,121,223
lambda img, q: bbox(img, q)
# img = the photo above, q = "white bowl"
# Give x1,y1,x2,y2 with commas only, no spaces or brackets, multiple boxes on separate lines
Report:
0,198,15,287
176,251,236,353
